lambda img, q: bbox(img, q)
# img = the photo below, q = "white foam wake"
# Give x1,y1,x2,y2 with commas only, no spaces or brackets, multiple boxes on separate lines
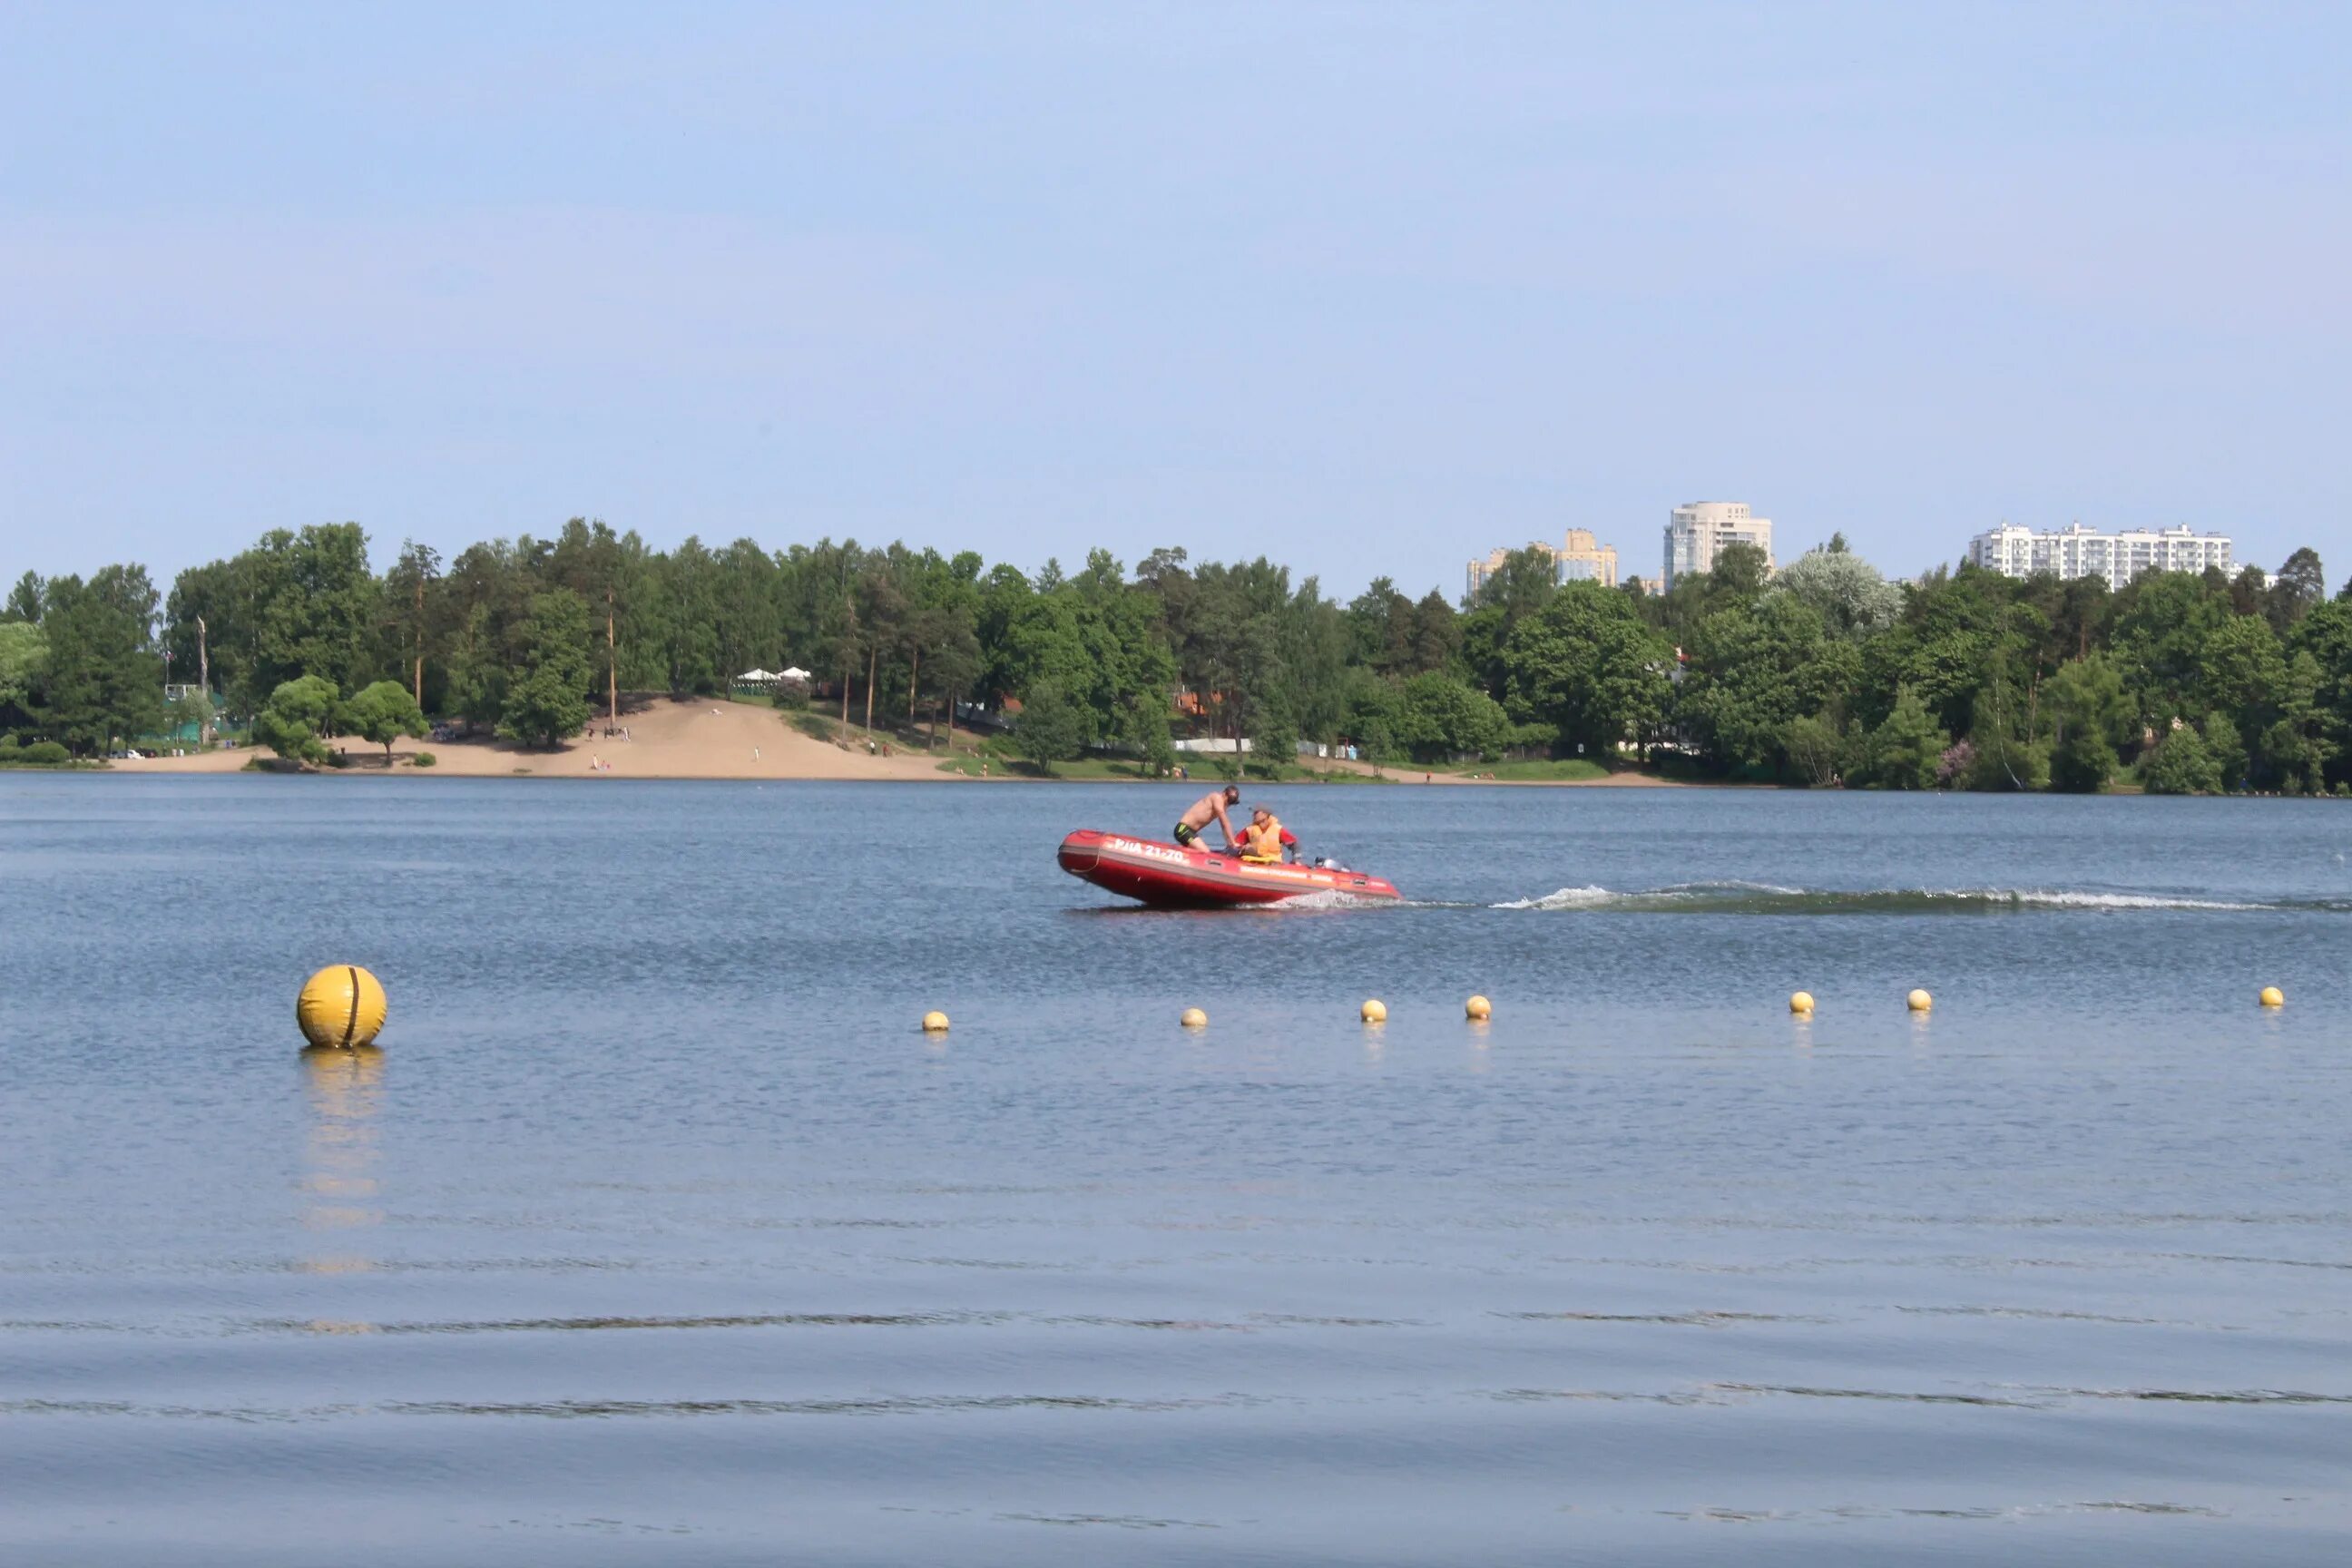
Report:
1490,885,1614,911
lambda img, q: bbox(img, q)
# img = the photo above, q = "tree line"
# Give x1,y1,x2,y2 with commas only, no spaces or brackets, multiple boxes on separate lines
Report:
3,520,2348,794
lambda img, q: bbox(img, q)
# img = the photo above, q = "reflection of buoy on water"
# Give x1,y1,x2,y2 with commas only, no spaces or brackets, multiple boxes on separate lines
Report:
296,965,387,1049
1906,989,1933,1013
2259,986,2284,1008
1789,991,1815,1014
1465,995,1492,1021
1360,999,1387,1024
1181,1007,1208,1029
921,1011,950,1034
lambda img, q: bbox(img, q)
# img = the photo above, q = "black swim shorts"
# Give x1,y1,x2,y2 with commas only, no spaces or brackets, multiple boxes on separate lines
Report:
1172,822,1200,847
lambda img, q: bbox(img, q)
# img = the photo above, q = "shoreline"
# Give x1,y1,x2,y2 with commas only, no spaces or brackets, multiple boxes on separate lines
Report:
93,695,1687,787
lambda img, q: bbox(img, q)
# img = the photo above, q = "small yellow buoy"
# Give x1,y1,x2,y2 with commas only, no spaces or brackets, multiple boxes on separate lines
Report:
1360,999,1387,1024
1789,991,1815,1014
1906,988,1933,1013
1181,1006,1208,1029
1465,995,1492,1021
921,1010,950,1033
2259,985,2284,1008
295,965,388,1049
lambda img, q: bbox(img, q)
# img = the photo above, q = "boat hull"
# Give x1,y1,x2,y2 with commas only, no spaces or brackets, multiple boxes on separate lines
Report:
1056,829,1402,907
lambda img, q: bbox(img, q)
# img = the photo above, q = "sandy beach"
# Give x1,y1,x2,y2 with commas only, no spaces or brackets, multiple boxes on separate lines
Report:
105,695,1681,784
114,698,962,781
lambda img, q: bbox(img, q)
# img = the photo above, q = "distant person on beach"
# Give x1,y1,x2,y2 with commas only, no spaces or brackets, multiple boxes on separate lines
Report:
1174,784,1241,849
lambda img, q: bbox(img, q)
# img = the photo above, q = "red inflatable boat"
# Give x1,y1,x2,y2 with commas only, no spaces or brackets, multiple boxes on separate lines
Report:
1056,829,1403,907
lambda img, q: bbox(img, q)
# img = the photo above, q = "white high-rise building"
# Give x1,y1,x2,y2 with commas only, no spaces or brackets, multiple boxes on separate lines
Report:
1967,523,2233,591
1662,502,1774,590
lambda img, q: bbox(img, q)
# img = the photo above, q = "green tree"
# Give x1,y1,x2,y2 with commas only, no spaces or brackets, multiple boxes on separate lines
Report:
1781,711,1853,787
2194,615,2286,730
2200,710,2249,790
1340,668,1406,768
1708,541,1772,600
2108,570,2230,729
1503,583,1673,760
1245,691,1298,776
1012,681,1088,772
1122,691,1178,776
2044,653,2132,792
241,524,383,708
1466,545,1562,622
0,620,46,734
1860,565,2024,740
1406,590,1461,675
5,572,44,622
1953,659,2037,791
2255,652,2332,793
34,573,163,755
1865,687,1947,789
381,540,446,711
252,674,339,765
1961,725,2051,792
443,603,510,732
1395,671,1510,762
2141,721,2223,795
2268,547,2327,633
2291,598,2352,790
498,590,595,748
339,679,427,763
1675,595,1857,776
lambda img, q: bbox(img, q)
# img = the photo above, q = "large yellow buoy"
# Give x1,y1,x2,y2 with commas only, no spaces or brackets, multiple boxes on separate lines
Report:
1906,988,1933,1013
1360,998,1387,1024
1181,1006,1208,1029
921,1010,950,1033
2259,985,2284,1008
296,965,388,1049
1789,991,1815,1014
1465,995,1492,1021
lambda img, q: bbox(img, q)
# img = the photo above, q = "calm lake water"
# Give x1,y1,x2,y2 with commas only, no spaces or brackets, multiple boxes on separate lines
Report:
5,777,2351,1565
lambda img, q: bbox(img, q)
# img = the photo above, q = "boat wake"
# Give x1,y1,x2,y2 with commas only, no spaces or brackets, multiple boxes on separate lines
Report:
1267,888,1410,911
1489,881,2348,916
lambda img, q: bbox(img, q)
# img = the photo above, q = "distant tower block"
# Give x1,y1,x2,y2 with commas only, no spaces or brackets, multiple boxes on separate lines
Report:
1663,502,1774,591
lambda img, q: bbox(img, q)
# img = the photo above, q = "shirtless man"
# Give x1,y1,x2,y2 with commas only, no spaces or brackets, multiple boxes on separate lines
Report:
1173,783,1242,849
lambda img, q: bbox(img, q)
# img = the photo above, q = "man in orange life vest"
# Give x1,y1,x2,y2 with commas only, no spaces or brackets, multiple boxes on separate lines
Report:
1238,805,1288,861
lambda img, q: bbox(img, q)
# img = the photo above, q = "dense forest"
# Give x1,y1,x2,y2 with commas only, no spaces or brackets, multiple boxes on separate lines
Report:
3,519,2348,795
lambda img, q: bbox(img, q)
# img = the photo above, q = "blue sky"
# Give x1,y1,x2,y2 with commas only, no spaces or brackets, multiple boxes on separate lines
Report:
3,2,2346,601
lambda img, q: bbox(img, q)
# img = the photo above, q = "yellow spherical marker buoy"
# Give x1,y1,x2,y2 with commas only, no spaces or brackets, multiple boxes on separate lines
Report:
295,965,388,1050
1360,999,1387,1024
1181,1006,1208,1029
2259,985,2284,1009
921,1010,950,1034
1906,988,1933,1013
1465,995,1492,1021
1789,991,1815,1014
